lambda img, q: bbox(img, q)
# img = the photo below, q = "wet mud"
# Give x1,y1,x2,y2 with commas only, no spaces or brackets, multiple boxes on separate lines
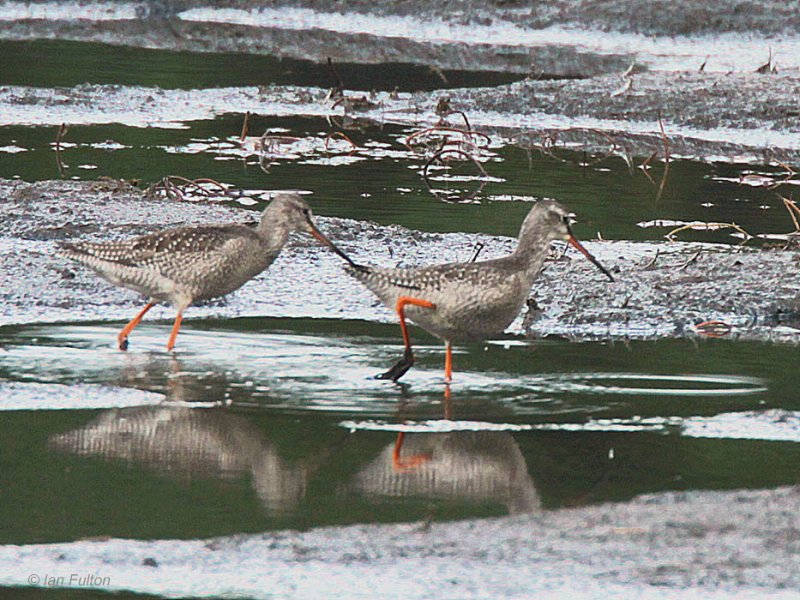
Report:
2,178,799,344
2,485,799,598
2,1,800,163
448,71,800,163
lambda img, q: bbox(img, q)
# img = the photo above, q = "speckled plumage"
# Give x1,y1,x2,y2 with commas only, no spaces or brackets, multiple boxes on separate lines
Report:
349,257,533,343
60,193,344,350
346,200,613,380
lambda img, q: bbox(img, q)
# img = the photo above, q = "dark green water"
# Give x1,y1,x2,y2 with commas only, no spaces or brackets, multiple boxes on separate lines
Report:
0,39,525,91
1,114,795,243
1,39,799,559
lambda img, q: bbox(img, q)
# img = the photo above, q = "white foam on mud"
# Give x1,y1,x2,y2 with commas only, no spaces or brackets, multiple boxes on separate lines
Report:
473,109,800,154
0,85,329,128
0,380,163,410
1,84,797,160
0,1,139,21
342,410,800,442
0,534,795,600
341,420,539,433
178,6,800,73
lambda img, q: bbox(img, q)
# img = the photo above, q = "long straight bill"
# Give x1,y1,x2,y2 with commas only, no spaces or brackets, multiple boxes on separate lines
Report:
308,220,360,268
567,235,614,281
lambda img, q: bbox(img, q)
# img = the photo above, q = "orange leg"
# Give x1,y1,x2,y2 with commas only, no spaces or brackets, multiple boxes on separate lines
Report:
166,311,184,352
117,302,155,351
377,296,436,382
444,341,453,383
392,432,432,472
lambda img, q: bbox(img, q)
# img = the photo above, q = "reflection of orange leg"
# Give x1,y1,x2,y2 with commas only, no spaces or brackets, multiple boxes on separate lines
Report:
444,341,453,383
443,384,452,420
117,302,155,351
377,296,436,382
166,311,184,352
392,432,431,472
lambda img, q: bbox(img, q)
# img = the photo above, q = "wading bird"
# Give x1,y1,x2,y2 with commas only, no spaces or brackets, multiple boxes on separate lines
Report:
60,193,353,351
346,200,613,382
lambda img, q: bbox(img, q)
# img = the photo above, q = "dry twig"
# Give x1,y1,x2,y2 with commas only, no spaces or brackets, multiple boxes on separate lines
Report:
655,115,671,203
678,250,703,270
324,131,358,154
146,176,235,202
405,126,490,153
694,320,732,337
666,221,751,242
54,122,69,177
423,148,489,203
780,195,800,232
641,250,660,270
469,242,485,263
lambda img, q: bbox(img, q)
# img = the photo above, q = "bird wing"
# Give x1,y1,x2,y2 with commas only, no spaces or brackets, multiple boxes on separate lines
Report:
61,225,256,265
350,260,518,299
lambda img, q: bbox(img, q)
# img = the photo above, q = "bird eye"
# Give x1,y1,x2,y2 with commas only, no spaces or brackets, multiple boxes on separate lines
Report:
302,208,311,216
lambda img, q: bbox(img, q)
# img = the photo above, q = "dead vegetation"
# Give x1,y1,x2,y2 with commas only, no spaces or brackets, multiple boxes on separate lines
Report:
404,98,495,203
512,116,672,203
737,160,797,189
236,111,360,173
144,176,239,202
53,122,68,177
326,57,381,113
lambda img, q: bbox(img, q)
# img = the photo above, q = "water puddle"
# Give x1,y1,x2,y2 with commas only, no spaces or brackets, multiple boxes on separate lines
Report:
1,317,798,549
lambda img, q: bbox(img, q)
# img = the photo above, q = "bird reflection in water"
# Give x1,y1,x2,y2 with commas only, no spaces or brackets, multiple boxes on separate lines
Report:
348,386,541,515
48,358,311,513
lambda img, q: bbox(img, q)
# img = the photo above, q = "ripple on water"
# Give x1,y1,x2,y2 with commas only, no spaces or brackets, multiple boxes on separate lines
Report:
0,381,164,411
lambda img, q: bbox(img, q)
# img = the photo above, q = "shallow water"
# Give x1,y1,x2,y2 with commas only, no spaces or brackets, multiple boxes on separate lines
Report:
1,36,799,598
2,318,800,547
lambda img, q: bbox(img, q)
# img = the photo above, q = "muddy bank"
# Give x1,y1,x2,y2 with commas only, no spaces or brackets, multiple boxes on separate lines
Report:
0,16,629,78
1,78,798,164
5,1,800,78
1,485,799,597
2,178,798,343
230,0,800,37
448,71,800,156
3,1,800,75
3,3,800,162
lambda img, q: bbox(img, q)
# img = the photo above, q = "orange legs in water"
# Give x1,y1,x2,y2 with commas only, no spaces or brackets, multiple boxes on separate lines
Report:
377,296,436,381
117,303,184,352
117,302,154,350
444,342,453,383
166,311,184,352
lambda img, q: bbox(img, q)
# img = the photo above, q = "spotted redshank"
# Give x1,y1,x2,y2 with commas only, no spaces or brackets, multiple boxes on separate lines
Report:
60,193,353,351
345,200,613,382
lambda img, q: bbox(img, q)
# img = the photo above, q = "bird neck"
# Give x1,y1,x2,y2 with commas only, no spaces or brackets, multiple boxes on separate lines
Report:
512,221,557,280
256,204,292,254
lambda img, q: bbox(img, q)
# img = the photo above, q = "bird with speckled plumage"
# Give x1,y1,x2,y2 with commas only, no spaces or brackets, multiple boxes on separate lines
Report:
345,200,614,382
60,193,354,351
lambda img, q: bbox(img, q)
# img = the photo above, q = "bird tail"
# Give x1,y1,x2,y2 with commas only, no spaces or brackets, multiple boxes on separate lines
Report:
344,262,372,278
57,241,87,259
